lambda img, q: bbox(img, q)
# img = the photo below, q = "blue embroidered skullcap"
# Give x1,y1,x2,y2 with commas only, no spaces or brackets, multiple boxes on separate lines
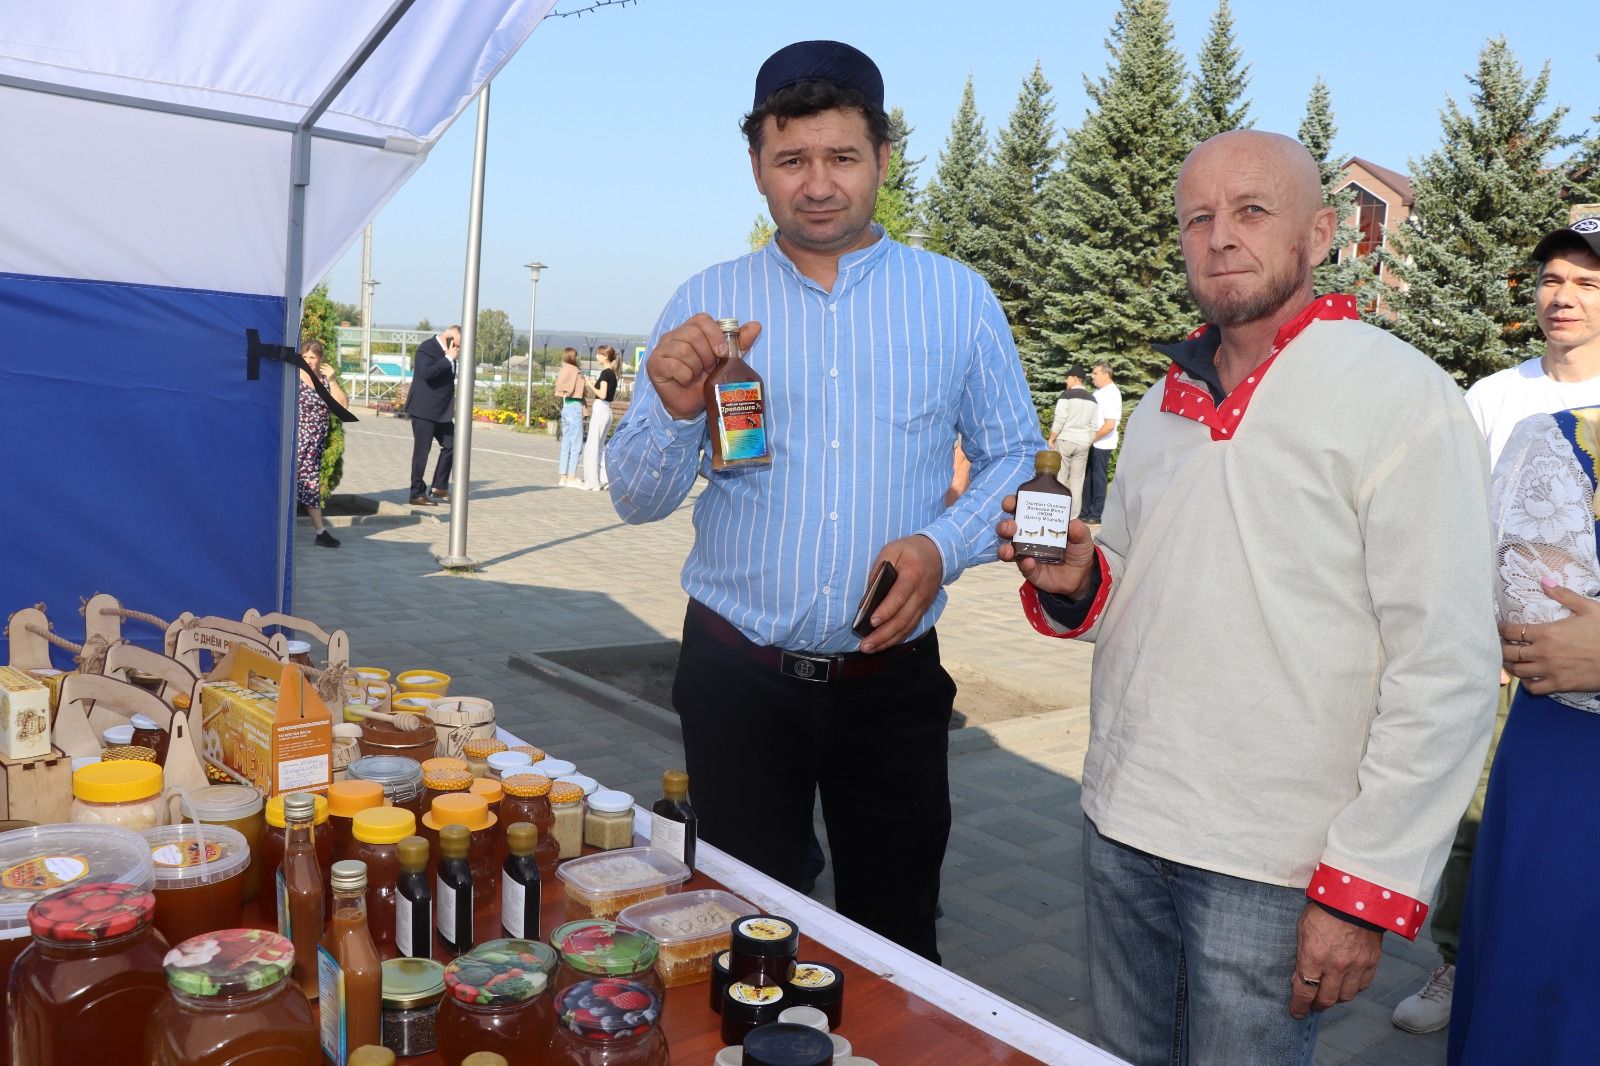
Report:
753,40,884,110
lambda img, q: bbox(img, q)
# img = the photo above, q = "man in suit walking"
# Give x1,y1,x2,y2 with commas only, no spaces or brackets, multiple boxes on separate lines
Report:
405,324,461,506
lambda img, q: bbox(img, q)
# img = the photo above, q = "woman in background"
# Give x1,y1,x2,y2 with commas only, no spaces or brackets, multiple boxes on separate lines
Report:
554,347,586,487
582,346,620,490
297,339,346,547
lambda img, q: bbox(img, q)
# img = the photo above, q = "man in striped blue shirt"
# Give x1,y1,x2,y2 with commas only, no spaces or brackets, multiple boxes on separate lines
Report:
606,39,1040,961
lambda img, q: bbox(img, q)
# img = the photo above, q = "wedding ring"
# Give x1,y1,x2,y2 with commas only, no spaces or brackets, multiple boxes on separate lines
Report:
1296,973,1322,987
1520,623,1528,643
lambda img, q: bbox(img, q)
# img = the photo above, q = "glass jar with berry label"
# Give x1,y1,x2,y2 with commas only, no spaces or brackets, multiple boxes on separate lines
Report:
436,937,559,1066
550,978,668,1066
9,882,171,1064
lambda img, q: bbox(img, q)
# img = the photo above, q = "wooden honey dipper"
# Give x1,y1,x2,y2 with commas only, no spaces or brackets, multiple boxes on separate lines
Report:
343,706,429,732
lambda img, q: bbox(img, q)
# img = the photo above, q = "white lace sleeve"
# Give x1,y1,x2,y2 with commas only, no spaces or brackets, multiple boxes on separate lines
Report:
1490,412,1600,713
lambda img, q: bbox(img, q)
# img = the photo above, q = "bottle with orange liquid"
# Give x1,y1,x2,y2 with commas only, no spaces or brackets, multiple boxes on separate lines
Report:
703,317,772,470
318,860,383,1064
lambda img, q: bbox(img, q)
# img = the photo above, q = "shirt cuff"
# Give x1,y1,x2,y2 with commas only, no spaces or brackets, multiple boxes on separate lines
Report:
636,393,707,445
915,523,964,584
1306,863,1427,940
1018,547,1112,638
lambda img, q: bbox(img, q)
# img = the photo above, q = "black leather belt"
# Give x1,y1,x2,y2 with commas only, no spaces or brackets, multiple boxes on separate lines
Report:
687,600,934,683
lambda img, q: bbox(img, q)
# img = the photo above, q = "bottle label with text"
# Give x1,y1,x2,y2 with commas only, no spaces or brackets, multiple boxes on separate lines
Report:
317,945,348,1064
713,381,768,461
650,814,688,863
501,876,533,939
1015,490,1071,549
435,878,455,941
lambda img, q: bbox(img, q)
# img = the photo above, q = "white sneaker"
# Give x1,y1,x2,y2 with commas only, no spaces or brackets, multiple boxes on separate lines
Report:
1392,962,1454,1033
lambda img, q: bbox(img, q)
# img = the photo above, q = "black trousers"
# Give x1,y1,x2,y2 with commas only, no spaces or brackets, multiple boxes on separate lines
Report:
672,604,954,962
409,417,454,497
1082,446,1112,520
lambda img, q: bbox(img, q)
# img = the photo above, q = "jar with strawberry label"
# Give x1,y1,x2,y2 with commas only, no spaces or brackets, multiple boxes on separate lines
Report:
9,882,171,1065
551,979,668,1066
437,937,559,1066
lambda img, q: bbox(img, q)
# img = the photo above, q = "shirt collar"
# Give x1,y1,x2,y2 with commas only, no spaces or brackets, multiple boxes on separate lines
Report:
764,223,892,295
1155,293,1360,441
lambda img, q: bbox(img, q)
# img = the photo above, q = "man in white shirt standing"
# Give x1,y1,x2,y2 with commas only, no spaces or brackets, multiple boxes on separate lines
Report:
1079,362,1122,523
1392,217,1600,1035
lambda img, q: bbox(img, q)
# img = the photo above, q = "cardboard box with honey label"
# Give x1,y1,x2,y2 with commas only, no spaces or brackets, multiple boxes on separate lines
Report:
0,666,52,761
198,647,331,796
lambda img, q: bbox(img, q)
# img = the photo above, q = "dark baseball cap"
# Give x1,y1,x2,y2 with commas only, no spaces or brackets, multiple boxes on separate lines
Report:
1531,218,1600,264
1065,366,1089,381
753,40,883,110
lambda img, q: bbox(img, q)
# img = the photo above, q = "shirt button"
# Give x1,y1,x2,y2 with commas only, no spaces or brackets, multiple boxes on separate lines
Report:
821,586,831,596
829,304,838,312
829,368,838,378
831,440,839,449
829,512,838,521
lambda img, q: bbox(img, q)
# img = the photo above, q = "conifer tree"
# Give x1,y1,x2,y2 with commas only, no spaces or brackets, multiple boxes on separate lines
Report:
1385,38,1573,383
1570,68,1600,207
969,63,1059,378
922,77,990,266
874,107,922,241
1297,77,1371,299
1039,0,1193,393
1189,0,1251,141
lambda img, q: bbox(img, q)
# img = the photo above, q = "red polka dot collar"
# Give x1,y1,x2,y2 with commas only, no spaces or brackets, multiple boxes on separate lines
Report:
1160,293,1360,441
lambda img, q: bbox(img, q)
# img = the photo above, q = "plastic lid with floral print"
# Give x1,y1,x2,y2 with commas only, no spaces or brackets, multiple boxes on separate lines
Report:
442,938,558,1007
27,882,155,942
556,978,661,1040
163,928,296,997
552,919,659,976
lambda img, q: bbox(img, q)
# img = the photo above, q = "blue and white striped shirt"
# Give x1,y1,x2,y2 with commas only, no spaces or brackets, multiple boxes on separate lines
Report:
607,228,1041,653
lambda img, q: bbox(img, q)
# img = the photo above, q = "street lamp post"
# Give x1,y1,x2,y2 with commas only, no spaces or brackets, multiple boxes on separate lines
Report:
905,229,931,250
523,261,546,429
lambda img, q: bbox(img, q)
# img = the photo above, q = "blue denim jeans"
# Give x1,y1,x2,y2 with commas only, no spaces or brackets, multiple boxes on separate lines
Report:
559,401,585,477
1084,818,1318,1066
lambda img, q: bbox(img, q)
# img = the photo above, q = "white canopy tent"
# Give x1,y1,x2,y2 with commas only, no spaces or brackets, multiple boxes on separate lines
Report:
0,0,553,654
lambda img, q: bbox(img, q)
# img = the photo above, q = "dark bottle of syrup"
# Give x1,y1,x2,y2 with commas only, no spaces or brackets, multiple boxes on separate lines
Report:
703,317,772,471
436,825,474,955
1012,450,1074,564
394,835,433,960
650,769,698,873
500,822,542,940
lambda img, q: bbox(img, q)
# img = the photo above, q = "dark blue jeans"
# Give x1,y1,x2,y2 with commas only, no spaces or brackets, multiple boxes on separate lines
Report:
1084,818,1319,1066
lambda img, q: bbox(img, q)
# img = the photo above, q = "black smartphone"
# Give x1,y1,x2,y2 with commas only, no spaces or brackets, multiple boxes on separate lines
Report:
852,560,899,638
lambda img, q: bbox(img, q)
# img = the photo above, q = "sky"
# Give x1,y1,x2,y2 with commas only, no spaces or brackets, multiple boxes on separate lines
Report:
323,0,1598,338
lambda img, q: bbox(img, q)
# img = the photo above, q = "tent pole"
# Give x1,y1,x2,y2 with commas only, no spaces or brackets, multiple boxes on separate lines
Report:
275,128,314,615
440,85,491,570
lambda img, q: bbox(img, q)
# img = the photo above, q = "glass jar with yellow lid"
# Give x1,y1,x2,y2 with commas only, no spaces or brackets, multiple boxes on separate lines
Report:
351,807,417,954
71,761,164,830
549,782,586,861
460,738,508,779
502,775,560,876
326,780,386,866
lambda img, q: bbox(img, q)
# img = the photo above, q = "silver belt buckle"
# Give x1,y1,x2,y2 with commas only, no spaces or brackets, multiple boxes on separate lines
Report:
780,651,834,683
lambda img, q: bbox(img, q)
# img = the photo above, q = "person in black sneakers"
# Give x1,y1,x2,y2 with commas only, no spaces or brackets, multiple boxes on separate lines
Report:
405,324,461,505
296,340,345,548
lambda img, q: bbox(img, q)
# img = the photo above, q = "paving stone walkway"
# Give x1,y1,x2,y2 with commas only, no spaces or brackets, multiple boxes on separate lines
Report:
295,414,1448,1065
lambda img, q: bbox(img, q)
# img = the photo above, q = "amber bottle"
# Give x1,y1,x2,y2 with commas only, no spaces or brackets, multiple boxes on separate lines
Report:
394,835,433,961
1012,450,1074,564
703,317,772,470
650,769,698,873
436,825,474,955
279,792,325,1001
319,860,383,1065
501,822,542,940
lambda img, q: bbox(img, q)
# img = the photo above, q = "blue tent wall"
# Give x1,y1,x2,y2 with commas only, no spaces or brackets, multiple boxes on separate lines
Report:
0,271,291,662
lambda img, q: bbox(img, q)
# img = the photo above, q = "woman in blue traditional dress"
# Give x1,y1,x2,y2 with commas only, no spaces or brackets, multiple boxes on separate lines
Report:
1449,405,1600,1064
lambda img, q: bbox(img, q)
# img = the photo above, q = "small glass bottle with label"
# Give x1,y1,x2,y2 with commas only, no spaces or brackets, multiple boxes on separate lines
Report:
649,769,697,872
319,860,382,1064
501,822,541,940
1011,450,1074,563
394,835,433,960
703,317,772,470
436,825,474,955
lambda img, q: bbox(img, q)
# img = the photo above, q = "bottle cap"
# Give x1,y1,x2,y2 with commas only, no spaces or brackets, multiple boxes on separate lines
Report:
327,780,385,817
717,317,741,333
506,821,538,855
461,737,507,759
72,760,162,804
347,1048,395,1066
502,774,553,798
444,939,557,1007
283,792,317,822
331,859,367,892
352,806,416,845
421,768,472,792
439,824,470,860
163,928,295,997
381,956,446,1010
1034,449,1062,474
397,835,429,870
662,769,689,797
423,793,494,833
102,724,135,747
485,751,533,776
265,792,329,828
28,882,154,942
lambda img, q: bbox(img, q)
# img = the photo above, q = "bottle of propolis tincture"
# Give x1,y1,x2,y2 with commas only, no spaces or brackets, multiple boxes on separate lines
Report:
500,821,541,940
436,824,474,955
650,769,698,873
703,317,772,470
1012,450,1074,564
394,835,433,960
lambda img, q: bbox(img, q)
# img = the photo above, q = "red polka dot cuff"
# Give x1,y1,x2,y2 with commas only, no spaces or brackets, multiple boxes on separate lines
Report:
1307,863,1426,941
1018,547,1112,639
